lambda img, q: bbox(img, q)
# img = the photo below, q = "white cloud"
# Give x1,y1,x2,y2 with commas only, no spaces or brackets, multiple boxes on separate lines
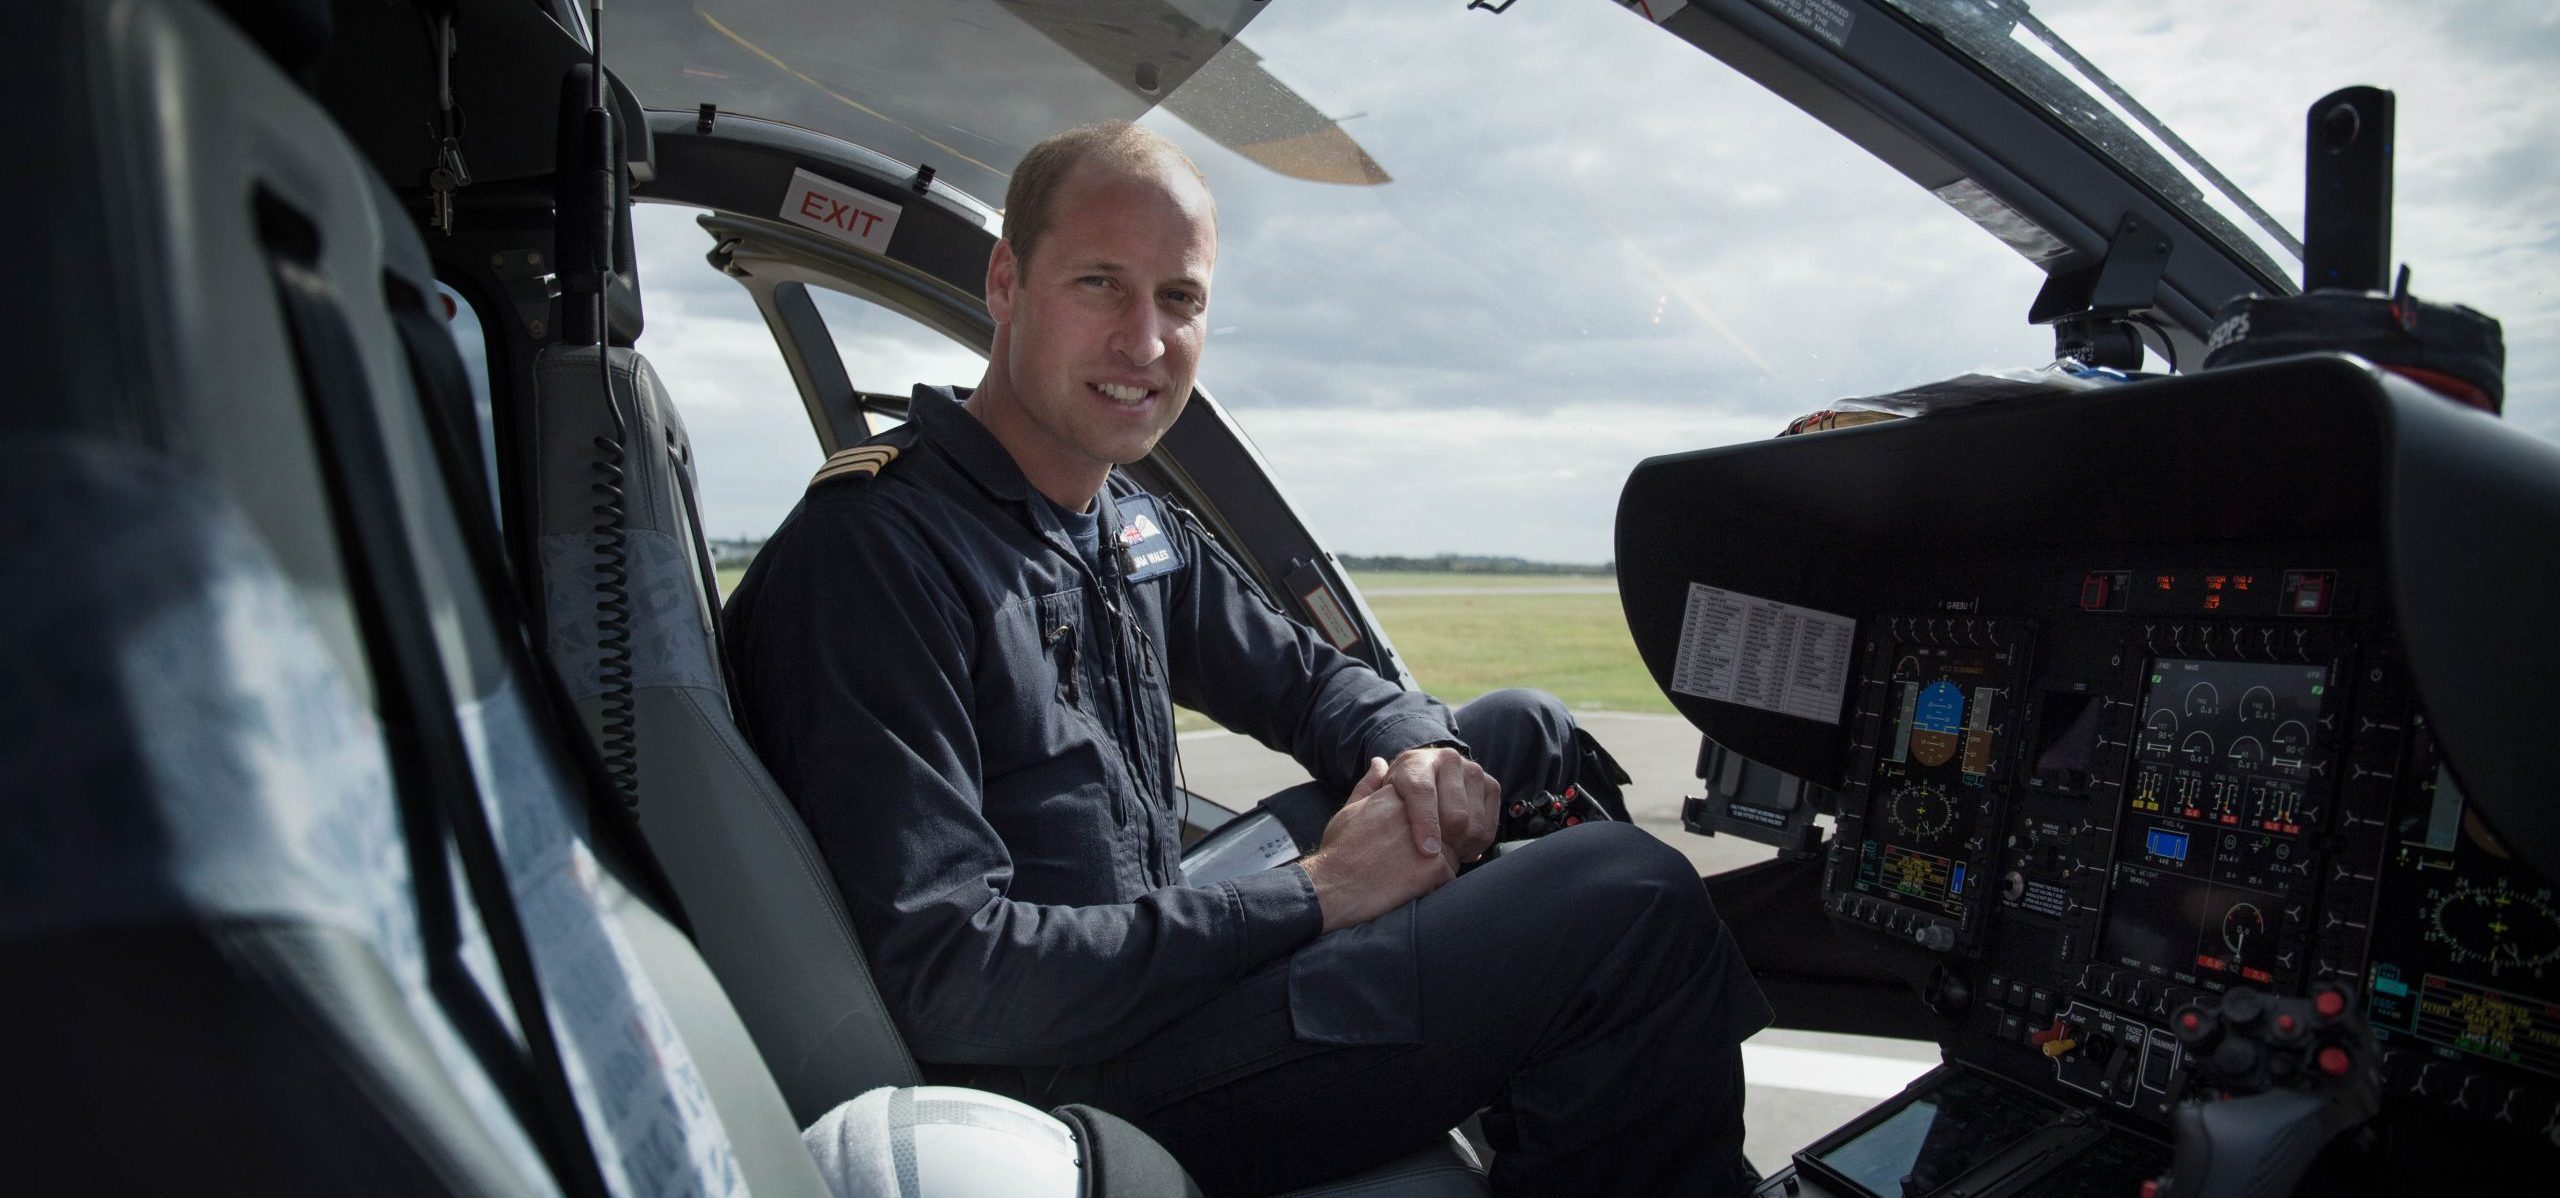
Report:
1225,399,1781,563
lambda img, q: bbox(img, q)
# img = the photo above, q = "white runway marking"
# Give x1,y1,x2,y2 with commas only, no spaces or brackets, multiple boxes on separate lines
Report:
1741,1043,1934,1099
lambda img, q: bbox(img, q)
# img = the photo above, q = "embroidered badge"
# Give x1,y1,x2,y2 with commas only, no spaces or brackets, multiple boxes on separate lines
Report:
1112,494,1185,583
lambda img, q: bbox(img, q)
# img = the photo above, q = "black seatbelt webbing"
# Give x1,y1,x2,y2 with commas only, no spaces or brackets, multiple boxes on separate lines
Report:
265,213,612,1198
387,295,695,938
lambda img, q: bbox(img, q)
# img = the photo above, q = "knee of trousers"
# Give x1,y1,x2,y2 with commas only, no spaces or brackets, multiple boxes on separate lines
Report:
1452,687,1576,796
1521,822,1721,952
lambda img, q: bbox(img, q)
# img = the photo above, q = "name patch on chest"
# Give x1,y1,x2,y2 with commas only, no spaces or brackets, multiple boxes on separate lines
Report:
1112,494,1185,583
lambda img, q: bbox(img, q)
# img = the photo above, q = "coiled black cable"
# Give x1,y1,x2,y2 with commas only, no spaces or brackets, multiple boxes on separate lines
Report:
585,0,639,807
590,417,638,806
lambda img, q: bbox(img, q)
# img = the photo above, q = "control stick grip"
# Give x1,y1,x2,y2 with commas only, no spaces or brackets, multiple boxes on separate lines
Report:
1500,785,1612,841
2157,984,2380,1198
2168,1088,2365,1198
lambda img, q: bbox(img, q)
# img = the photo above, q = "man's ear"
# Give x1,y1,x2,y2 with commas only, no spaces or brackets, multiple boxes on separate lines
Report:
986,238,1020,325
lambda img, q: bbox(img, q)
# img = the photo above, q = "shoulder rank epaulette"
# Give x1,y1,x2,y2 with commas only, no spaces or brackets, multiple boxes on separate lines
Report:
809,444,900,489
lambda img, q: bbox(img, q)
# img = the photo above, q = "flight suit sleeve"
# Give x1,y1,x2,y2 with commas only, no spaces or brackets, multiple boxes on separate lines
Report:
727,493,1322,1066
1156,504,1462,794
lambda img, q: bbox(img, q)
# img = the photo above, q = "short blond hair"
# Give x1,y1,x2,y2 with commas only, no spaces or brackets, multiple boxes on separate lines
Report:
1003,122,1213,267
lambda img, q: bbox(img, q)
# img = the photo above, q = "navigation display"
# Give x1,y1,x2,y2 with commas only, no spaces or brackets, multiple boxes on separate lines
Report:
1852,642,2018,922
2366,724,2560,1080
2099,658,2331,992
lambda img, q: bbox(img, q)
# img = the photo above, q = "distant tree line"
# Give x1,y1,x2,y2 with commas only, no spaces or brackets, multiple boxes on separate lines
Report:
718,539,1610,577
1338,554,1614,576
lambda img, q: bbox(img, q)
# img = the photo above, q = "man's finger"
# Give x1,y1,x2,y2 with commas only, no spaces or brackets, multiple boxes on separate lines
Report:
1398,754,1444,856
1433,751,1474,848
1349,756,1392,802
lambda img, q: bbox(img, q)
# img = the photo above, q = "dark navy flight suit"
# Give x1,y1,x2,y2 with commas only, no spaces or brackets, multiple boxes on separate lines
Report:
726,387,1769,1195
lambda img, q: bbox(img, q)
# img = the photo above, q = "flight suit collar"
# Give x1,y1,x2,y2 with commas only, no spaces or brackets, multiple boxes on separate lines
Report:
910,384,1033,505
911,384,1099,571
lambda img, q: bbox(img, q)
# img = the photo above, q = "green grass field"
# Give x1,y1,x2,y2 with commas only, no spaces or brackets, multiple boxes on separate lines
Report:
1348,571,1617,591
713,565,1669,724
1358,585,1667,714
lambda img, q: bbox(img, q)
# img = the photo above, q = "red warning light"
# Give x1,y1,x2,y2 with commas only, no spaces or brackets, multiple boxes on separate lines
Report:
2155,574,2176,592
2204,594,2224,611
2205,574,2228,590
2283,570,2334,616
2233,575,2255,591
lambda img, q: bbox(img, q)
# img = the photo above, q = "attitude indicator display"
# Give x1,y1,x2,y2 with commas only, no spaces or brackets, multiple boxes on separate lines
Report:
1849,638,2020,924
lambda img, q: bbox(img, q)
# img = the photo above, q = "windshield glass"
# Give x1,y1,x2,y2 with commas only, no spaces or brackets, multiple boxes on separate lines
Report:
637,1,2051,559
2022,0,2555,440
632,0,2552,558
1879,0,2303,287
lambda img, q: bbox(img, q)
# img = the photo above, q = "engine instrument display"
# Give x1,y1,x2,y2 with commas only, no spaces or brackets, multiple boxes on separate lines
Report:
2366,723,2560,1080
2098,657,2332,993
1851,639,2019,923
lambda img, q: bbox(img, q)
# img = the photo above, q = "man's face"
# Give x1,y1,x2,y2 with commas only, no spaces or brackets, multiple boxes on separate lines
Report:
985,158,1216,488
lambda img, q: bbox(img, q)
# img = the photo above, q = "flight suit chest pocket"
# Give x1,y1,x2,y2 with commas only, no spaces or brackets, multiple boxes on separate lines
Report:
1032,589,1090,710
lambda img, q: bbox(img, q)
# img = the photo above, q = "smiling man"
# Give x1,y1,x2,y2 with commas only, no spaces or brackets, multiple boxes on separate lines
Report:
724,122,1769,1196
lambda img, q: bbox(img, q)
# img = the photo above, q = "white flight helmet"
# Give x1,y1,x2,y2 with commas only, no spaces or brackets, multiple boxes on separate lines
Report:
803,1086,1084,1198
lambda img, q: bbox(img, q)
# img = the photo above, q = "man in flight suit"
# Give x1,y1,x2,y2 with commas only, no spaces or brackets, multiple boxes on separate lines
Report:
724,122,1769,1196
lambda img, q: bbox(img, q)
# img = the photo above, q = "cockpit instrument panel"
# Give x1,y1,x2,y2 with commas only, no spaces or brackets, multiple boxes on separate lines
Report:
1829,619,2030,952
2365,717,2560,1086
1618,359,2560,1193
2099,657,2335,996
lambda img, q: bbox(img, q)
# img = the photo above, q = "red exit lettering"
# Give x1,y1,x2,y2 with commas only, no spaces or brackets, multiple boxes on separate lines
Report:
799,190,884,237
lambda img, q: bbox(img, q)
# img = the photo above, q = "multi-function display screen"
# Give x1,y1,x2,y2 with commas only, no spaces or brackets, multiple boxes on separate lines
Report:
1805,1069,2057,1197
2366,730,2560,1080
2099,658,2330,992
1852,643,2016,922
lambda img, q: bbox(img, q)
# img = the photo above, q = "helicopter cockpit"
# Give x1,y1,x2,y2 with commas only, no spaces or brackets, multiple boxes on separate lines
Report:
5,1,2553,1195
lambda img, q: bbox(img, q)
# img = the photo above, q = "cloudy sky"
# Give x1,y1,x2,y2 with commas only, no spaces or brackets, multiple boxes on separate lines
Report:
631,0,2555,564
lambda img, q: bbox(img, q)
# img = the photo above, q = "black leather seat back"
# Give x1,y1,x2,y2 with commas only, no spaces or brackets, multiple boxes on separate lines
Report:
531,344,923,1122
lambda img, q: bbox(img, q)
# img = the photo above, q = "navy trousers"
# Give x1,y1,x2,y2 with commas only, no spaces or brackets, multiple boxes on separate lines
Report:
1051,690,1771,1196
